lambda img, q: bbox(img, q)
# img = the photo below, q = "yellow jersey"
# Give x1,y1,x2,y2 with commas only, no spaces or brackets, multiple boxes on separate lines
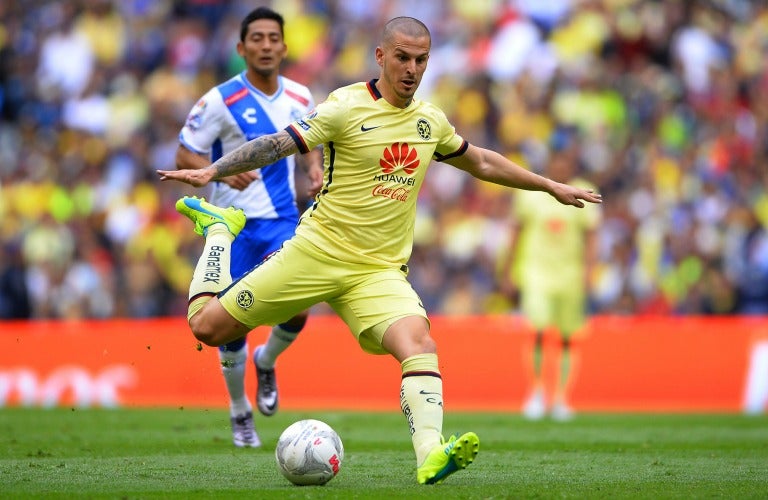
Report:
286,79,467,267
512,177,601,289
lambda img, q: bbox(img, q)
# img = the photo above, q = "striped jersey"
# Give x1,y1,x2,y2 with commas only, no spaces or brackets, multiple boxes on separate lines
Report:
179,71,315,219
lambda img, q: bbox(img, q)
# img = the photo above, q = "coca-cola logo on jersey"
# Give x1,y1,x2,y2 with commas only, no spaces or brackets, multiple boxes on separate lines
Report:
372,184,411,201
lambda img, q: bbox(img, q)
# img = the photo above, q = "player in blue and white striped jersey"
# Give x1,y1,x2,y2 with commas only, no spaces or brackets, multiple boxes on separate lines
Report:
175,6,323,448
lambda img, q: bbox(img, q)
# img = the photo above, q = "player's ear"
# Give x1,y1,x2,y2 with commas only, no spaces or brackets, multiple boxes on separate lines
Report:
375,46,384,67
236,41,246,58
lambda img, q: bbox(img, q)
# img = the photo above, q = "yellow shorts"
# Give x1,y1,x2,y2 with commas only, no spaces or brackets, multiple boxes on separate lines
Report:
218,237,428,354
520,284,586,337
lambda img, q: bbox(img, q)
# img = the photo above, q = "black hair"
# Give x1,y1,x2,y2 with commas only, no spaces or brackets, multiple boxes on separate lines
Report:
240,6,284,42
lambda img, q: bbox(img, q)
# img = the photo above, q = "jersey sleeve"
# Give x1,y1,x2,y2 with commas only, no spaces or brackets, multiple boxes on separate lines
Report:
178,88,224,155
431,108,468,162
285,91,349,154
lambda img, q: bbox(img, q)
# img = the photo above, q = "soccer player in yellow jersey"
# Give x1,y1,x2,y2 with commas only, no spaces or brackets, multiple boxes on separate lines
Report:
501,148,602,421
158,17,602,485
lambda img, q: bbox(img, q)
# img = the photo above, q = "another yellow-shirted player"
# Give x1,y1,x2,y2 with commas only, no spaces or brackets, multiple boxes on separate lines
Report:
158,17,602,485
502,148,601,421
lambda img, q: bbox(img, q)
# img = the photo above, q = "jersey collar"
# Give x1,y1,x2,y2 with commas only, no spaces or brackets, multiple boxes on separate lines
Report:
240,71,283,102
367,79,382,101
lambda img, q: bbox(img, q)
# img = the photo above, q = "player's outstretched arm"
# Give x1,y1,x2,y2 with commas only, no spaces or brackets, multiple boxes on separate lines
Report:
175,144,260,191
444,144,602,208
158,130,299,187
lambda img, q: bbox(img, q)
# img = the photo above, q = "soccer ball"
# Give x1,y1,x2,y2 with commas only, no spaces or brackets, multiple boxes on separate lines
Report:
275,419,344,486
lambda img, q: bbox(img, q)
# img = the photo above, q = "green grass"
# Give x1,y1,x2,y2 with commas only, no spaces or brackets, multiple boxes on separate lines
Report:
1,408,767,499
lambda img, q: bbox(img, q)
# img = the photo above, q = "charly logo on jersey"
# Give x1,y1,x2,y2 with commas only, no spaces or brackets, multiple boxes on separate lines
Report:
242,108,258,125
236,290,254,310
185,98,207,130
371,142,419,202
417,118,431,140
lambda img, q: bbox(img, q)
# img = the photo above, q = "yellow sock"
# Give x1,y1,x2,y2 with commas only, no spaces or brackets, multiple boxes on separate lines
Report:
187,225,234,321
400,353,443,466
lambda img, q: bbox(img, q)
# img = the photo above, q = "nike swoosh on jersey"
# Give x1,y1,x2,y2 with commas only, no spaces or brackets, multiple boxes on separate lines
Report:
360,124,381,132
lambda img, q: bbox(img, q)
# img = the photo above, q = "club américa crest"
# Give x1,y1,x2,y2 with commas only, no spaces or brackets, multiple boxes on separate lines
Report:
417,118,431,140
236,290,254,310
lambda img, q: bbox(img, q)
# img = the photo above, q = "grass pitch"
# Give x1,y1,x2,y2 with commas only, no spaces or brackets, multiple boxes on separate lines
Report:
1,408,767,498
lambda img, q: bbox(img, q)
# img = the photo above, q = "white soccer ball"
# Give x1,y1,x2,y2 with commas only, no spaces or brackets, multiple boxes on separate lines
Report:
275,419,344,486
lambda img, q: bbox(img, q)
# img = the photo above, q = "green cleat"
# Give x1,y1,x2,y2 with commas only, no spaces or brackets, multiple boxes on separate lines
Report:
416,432,480,485
175,196,245,237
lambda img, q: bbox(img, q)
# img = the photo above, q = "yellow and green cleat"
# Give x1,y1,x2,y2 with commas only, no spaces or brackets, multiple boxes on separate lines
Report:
417,432,480,485
175,196,245,237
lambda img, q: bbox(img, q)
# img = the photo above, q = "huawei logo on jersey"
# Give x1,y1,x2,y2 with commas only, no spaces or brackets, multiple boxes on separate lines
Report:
380,142,420,175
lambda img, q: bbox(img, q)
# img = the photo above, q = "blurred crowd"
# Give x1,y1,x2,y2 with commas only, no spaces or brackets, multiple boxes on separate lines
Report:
1,0,767,320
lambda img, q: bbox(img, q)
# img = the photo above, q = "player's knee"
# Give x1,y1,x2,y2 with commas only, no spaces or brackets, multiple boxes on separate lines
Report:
192,326,219,347
419,335,437,354
381,316,435,360
409,330,436,354
410,318,436,353
189,315,222,347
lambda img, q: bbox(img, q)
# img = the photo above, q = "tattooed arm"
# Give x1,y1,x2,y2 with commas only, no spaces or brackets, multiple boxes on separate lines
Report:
158,130,299,187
